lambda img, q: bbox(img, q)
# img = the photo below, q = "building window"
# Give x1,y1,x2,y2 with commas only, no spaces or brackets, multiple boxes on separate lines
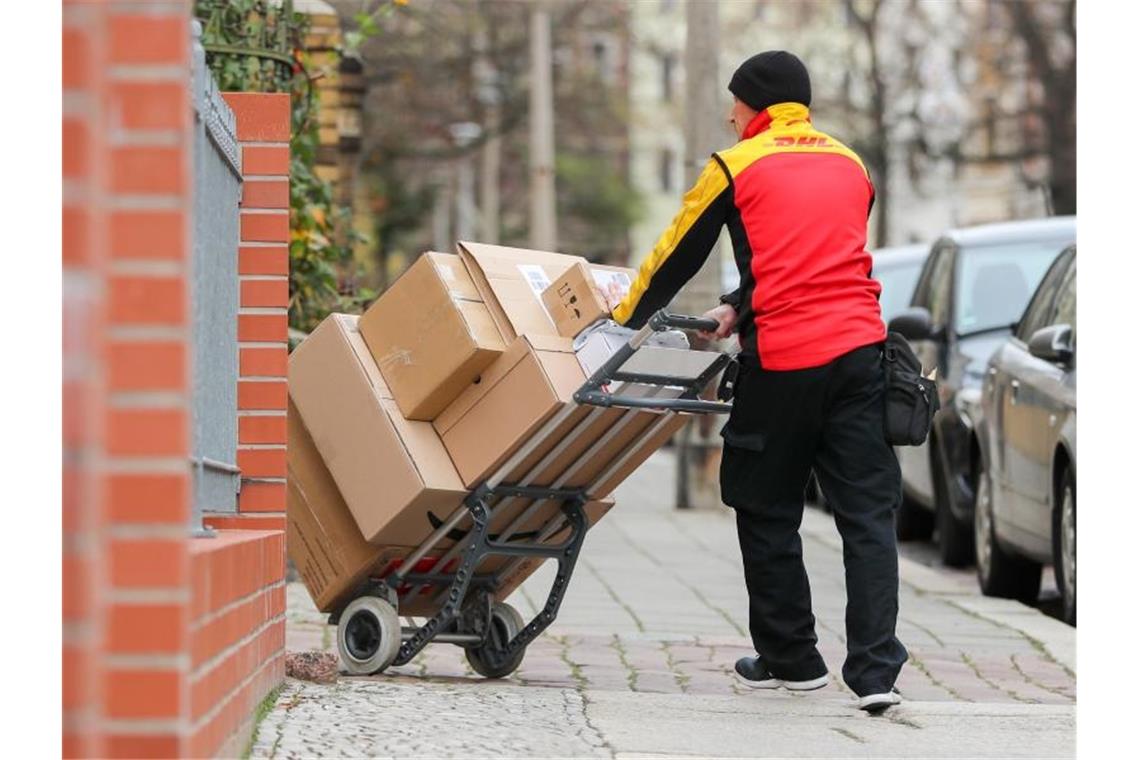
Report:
659,148,675,192
661,53,675,102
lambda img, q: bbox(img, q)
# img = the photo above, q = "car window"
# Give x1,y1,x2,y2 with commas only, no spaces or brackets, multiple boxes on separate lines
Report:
1052,258,1076,331
1016,248,1071,341
925,248,954,327
875,260,925,324
955,238,1070,336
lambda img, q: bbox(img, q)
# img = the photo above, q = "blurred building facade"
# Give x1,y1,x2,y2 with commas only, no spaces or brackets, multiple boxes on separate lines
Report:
327,0,638,291
627,0,1068,266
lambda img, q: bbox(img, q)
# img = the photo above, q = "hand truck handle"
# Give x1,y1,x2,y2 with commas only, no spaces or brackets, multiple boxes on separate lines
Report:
648,311,720,334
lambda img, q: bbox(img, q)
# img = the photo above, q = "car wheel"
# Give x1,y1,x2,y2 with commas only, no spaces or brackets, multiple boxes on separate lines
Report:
974,458,1041,602
1052,466,1076,626
896,492,934,541
933,446,974,567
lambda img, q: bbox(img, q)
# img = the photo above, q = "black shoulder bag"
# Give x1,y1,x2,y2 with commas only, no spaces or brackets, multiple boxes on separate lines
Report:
882,332,939,446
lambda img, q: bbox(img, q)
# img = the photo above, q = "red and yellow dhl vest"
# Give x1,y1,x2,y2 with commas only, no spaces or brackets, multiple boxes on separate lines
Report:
613,102,885,370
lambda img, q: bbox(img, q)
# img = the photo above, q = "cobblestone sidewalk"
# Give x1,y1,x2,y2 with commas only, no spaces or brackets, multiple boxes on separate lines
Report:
253,451,1075,758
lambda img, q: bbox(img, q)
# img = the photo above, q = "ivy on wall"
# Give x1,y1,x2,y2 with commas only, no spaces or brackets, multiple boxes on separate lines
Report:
194,0,367,334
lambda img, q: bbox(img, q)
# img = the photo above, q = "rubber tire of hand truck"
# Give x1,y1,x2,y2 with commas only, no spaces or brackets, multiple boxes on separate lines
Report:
337,595,401,675
465,602,527,679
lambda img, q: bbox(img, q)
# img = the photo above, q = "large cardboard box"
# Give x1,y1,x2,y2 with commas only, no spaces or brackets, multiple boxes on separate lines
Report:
288,395,616,615
457,241,588,341
287,398,406,613
541,261,635,338
289,313,469,543
358,252,504,420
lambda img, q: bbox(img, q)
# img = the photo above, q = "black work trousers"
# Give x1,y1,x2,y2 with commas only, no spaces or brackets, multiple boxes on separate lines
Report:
719,343,907,697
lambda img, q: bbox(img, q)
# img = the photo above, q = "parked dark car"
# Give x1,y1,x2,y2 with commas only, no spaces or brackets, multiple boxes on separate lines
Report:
888,217,1076,566
975,245,1076,623
806,242,929,509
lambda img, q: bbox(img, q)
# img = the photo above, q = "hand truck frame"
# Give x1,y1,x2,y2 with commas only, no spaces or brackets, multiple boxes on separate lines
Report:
331,310,733,678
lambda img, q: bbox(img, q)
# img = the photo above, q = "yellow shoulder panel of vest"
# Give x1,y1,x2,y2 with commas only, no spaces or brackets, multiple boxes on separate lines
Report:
716,125,869,179
612,158,729,325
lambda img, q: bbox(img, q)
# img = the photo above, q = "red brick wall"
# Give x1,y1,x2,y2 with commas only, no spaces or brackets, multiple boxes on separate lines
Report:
64,2,193,757
187,532,286,757
63,7,288,759
206,93,292,535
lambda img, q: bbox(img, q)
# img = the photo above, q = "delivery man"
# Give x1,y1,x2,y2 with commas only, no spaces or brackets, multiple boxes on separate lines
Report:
611,50,907,713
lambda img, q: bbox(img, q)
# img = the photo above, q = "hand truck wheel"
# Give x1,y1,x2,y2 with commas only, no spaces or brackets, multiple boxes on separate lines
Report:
337,595,401,675
465,602,526,679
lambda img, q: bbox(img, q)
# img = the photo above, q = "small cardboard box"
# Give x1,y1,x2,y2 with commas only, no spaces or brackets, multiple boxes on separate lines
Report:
358,252,505,420
433,334,585,488
541,261,635,338
289,313,469,544
457,241,588,341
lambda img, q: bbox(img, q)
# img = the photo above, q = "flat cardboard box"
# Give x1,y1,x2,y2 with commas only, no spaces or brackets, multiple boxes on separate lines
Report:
358,252,504,420
289,313,469,543
457,241,588,341
541,261,636,338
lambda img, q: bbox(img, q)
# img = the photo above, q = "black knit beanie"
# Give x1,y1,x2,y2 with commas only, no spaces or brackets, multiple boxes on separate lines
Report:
728,50,812,113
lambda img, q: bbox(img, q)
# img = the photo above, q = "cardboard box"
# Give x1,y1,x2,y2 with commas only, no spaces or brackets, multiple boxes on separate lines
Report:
434,330,691,497
288,397,616,615
457,241,588,341
289,313,469,543
287,398,406,613
541,261,636,338
385,495,616,616
434,334,585,487
358,252,505,420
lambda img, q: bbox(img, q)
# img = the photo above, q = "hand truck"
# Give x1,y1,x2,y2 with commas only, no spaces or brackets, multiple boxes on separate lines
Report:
331,310,734,678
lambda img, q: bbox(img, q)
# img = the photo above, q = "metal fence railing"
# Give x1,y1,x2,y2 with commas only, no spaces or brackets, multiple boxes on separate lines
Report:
189,21,242,535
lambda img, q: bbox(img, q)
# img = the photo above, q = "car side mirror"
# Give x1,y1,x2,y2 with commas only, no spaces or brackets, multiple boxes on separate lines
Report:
1027,324,1074,365
888,307,939,342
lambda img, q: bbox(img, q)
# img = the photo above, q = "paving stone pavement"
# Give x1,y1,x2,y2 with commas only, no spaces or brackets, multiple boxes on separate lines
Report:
255,450,1075,758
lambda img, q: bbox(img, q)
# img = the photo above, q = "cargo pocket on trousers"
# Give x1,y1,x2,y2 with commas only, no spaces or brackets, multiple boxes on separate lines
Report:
718,424,766,510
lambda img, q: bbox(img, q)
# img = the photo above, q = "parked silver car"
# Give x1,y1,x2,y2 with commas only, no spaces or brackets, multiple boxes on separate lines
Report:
975,244,1076,623
889,217,1076,566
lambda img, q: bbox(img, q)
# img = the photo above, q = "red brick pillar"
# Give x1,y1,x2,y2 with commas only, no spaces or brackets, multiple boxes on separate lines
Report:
184,93,290,757
64,2,193,758
208,93,292,532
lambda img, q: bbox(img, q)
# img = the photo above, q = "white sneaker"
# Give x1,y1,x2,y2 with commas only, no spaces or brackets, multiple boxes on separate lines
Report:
857,689,902,713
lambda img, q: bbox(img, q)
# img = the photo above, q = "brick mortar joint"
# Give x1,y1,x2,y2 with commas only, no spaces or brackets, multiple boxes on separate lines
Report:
190,644,285,734
192,579,285,631
191,612,286,686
